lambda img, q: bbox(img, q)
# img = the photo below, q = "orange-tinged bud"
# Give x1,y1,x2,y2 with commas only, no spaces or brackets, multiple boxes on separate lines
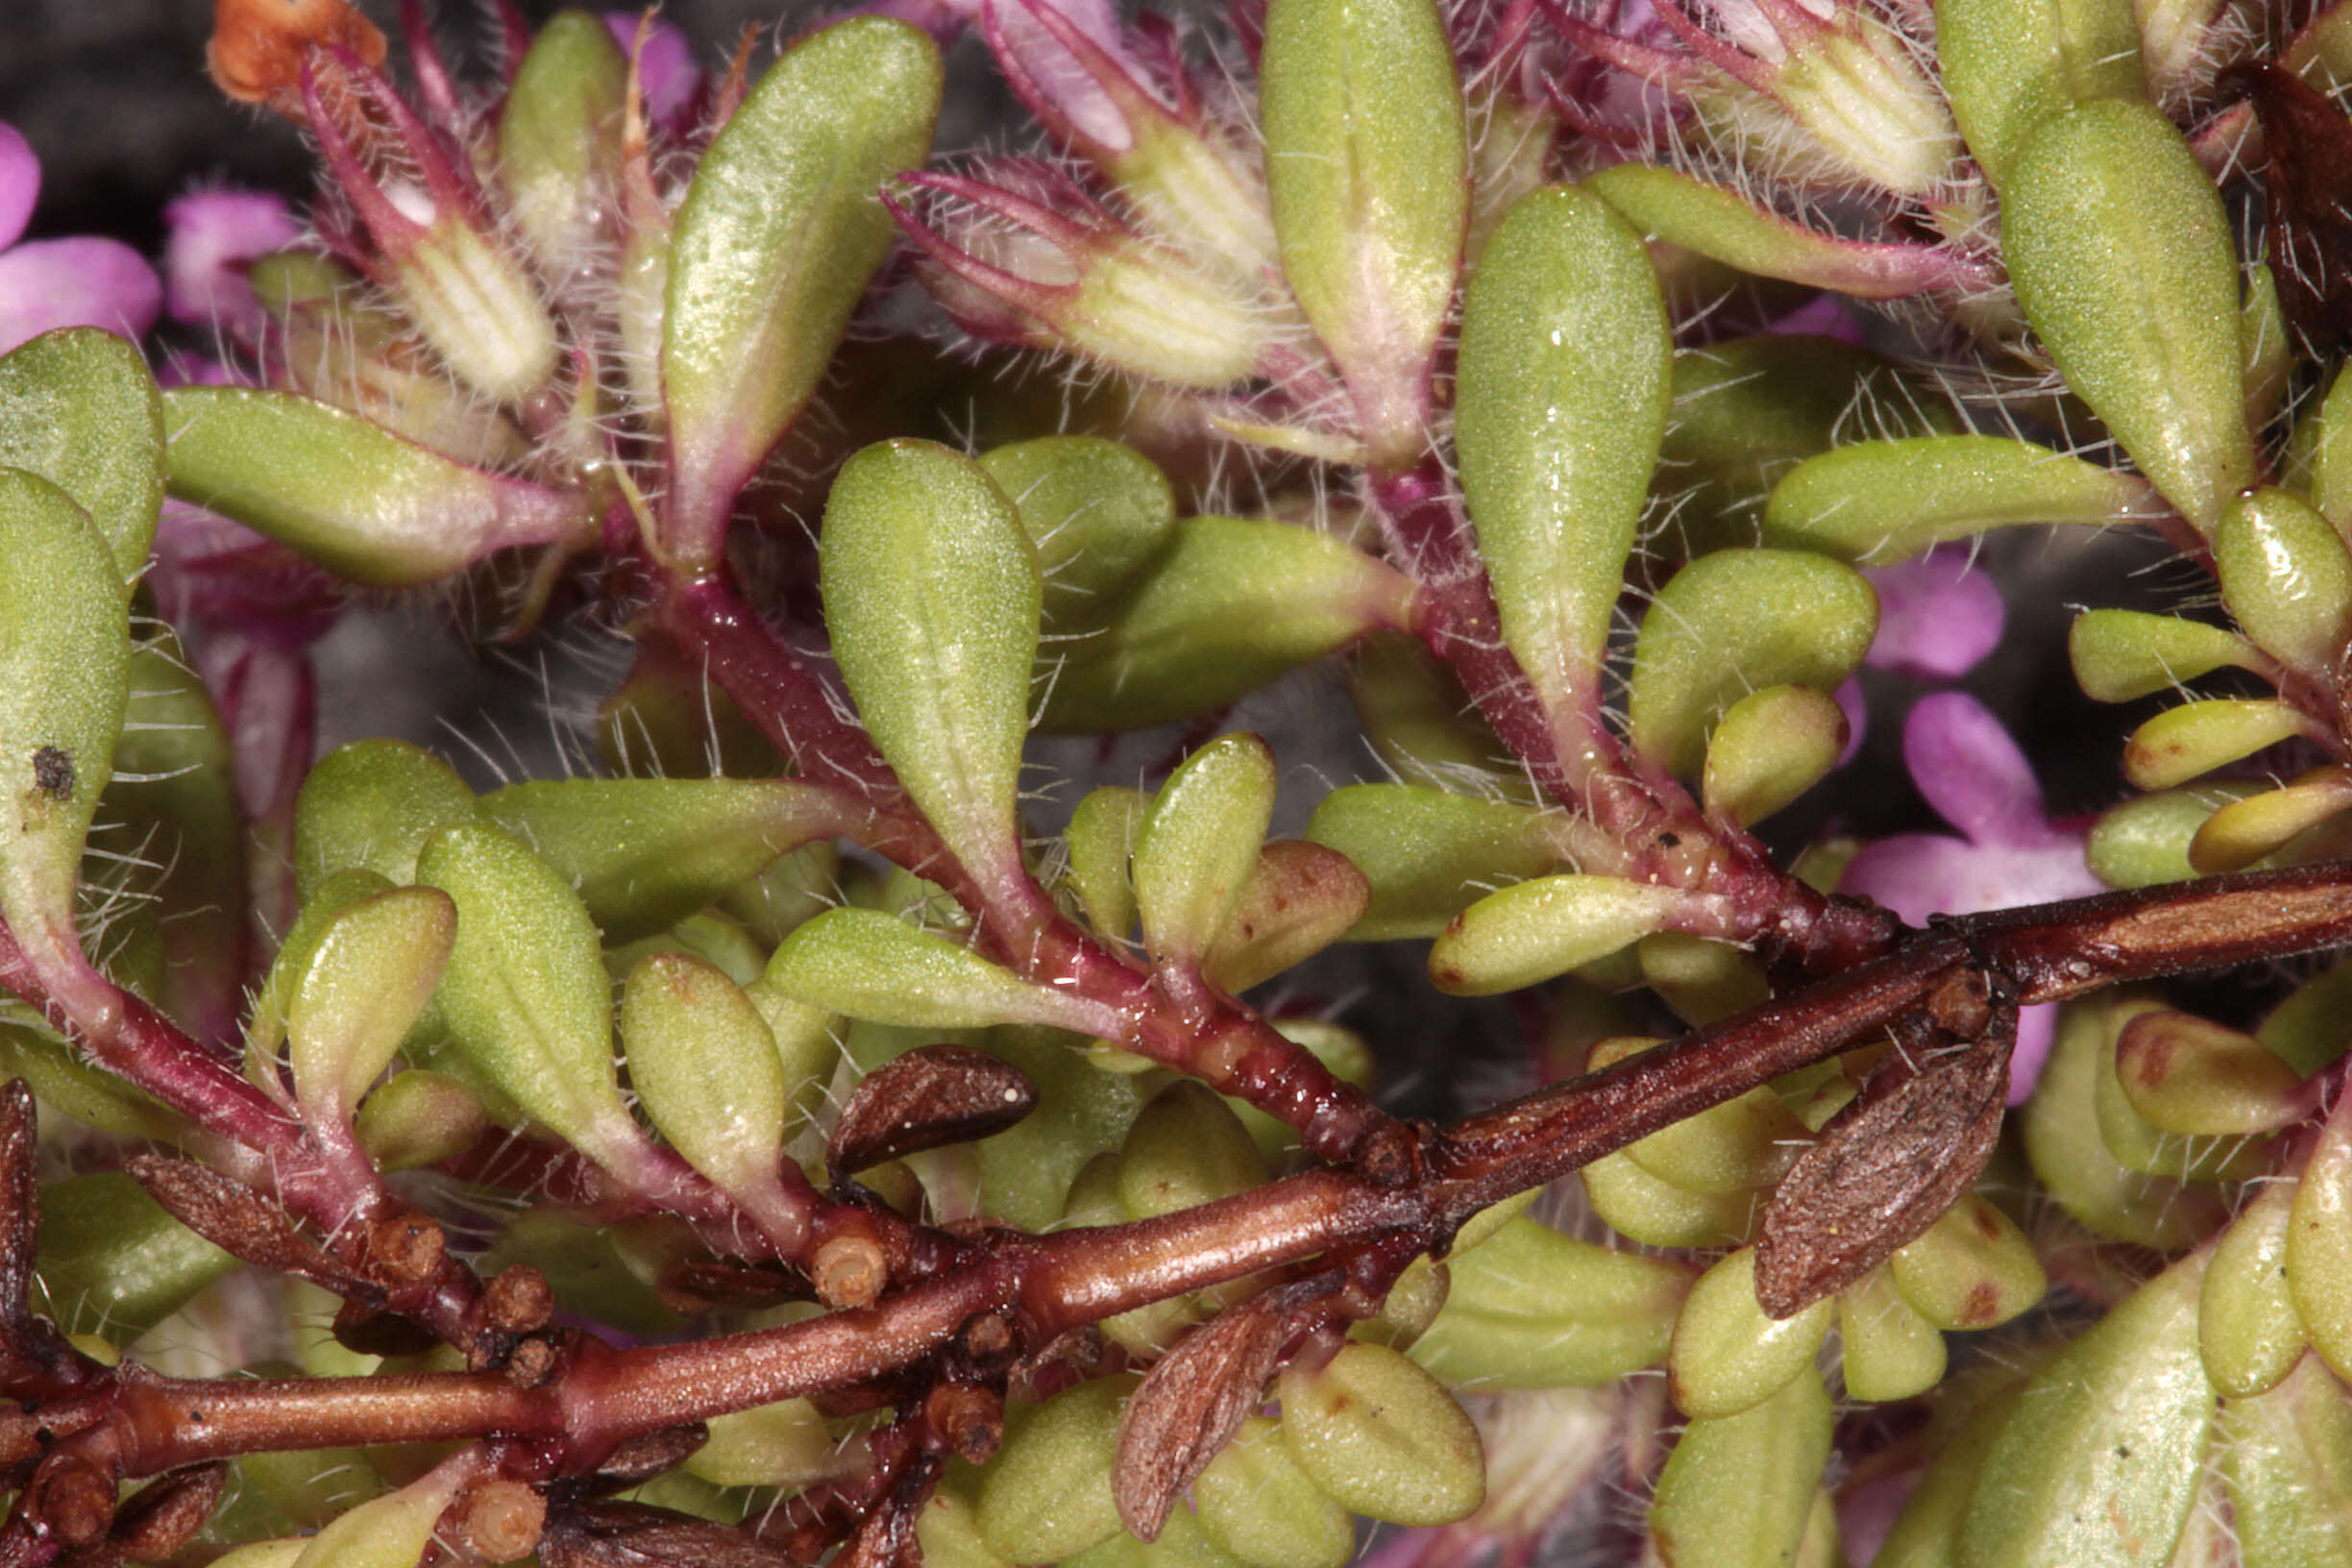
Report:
209,0,386,110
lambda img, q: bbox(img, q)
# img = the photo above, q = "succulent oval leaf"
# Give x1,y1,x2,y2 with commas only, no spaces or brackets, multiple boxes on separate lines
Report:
1580,1148,1758,1249
1040,516,1418,733
1305,784,1565,940
1957,1249,2216,1568
1133,733,1276,965
2068,609,2251,703
0,327,162,589
2188,771,2352,874
161,388,591,586
1934,0,2144,188
481,776,847,942
976,1375,1139,1564
978,436,1177,617
1202,840,1368,993
821,438,1040,887
2084,783,2262,890
662,18,943,564
1838,1266,1948,1404
2021,998,2221,1248
2002,100,2253,530
1409,1215,1692,1389
1066,784,1145,941
1627,549,1877,776
1764,434,2157,561
1701,684,1848,828
1668,1247,1834,1418
287,886,457,1125
2217,1353,2352,1566
767,908,1122,1035
2122,698,2318,791
1430,874,1694,995
1194,1415,1354,1568
2290,1090,2352,1384
1646,1368,1832,1568
1278,1341,1485,1526
2115,1008,2309,1136
1457,185,1670,754
1259,0,1465,463
622,951,792,1205
2200,1178,2306,1399
293,739,478,897
0,467,133,964
353,1069,489,1172
2215,487,2352,674
1118,1080,1268,1221
414,821,644,1171
1885,1194,2046,1332
498,11,629,268
33,1171,237,1338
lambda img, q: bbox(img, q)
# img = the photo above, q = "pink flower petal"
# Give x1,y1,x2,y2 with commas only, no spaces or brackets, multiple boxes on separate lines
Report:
1842,830,2099,926
603,12,702,134
1902,691,2048,847
0,236,162,355
162,188,299,335
1767,290,1865,345
2008,1003,2059,1106
0,122,37,253
1865,548,2005,680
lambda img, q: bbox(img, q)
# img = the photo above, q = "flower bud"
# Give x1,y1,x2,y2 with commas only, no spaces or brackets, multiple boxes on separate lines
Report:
497,12,629,275
288,1455,471,1568
1669,1247,1833,1418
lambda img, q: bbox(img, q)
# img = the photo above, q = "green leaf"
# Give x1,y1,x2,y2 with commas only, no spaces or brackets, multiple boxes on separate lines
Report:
2290,1092,2352,1384
2122,699,2315,790
1958,1250,2215,1568
34,1171,236,1338
622,952,791,1210
1430,874,1690,995
767,908,1120,1034
1934,0,2144,187
1202,840,1368,993
415,821,644,1170
2199,1179,2305,1399
1627,549,1877,776
1765,435,2153,561
1886,1196,2046,1332
1647,1369,1832,1568
1457,185,1671,742
2218,1354,2352,1567
2002,100,2253,530
1260,0,1464,462
2215,487,2352,673
1117,1079,1268,1220
1409,1216,1691,1388
1839,1267,1948,1404
1669,1247,1834,1419
161,388,591,586
1194,1416,1353,1568
0,467,132,962
1581,1148,1757,1249
498,11,629,268
2084,783,2262,889
821,439,1039,885
288,887,457,1124
2068,609,2250,702
1589,164,1969,298
2020,997,2221,1247
293,739,478,899
290,1465,472,1568
1133,733,1274,964
1278,1342,1484,1526
978,1376,1140,1563
1066,785,1144,941
662,17,942,564
1040,516,1417,732
979,437,1177,619
1305,784,1566,940
1702,684,1848,826
0,328,162,589
480,776,845,942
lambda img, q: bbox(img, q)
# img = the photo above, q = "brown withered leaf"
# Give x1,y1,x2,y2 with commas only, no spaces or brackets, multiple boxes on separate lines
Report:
828,1044,1037,1177
108,1463,228,1561
540,1503,799,1568
590,1428,711,1490
1114,1292,1295,1541
2234,61,2352,360
125,1155,371,1300
1,1079,37,1325
1754,1013,2014,1318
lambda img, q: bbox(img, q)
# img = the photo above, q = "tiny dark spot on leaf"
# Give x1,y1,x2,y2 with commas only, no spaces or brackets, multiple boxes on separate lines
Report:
30,747,72,801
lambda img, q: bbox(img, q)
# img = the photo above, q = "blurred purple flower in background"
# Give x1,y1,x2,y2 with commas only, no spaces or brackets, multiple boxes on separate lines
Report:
162,188,299,340
1863,546,2005,681
0,121,162,354
1841,692,2102,1101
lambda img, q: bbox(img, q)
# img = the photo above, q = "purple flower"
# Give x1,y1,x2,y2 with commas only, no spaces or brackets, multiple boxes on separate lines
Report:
603,12,702,135
162,188,299,340
1841,692,2101,1101
0,122,161,355
1863,546,2005,681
